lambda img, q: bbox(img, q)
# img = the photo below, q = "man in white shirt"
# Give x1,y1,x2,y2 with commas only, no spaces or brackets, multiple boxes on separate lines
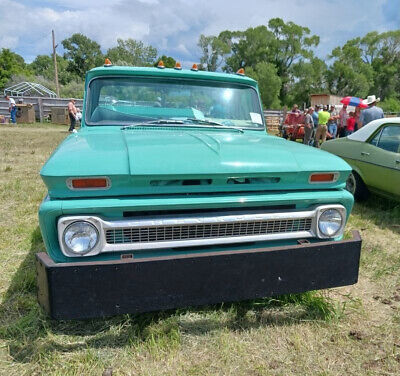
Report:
4,95,16,124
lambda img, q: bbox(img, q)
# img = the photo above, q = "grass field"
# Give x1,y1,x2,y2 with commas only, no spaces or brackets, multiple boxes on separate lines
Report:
0,123,399,375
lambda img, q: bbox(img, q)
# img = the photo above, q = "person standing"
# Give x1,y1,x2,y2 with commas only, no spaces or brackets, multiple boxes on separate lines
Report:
327,105,339,139
291,104,300,114
359,95,384,127
346,112,356,136
338,104,348,137
286,104,301,140
311,104,319,145
4,95,16,124
279,105,288,137
314,105,330,148
68,98,77,132
353,107,361,131
304,107,314,145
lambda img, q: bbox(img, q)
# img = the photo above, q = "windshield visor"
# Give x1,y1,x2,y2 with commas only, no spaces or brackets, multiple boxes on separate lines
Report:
86,76,265,129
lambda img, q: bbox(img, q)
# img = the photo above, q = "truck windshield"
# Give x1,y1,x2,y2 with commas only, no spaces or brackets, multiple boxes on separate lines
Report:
86,76,265,129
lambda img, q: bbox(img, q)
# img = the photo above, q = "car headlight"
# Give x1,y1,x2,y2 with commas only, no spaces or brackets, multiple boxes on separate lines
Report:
63,221,99,255
318,209,343,237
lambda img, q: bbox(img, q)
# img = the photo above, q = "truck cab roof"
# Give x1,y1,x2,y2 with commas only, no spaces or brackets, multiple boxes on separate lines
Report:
87,65,258,88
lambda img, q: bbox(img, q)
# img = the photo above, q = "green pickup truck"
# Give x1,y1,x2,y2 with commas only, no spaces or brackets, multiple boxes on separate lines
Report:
36,61,362,319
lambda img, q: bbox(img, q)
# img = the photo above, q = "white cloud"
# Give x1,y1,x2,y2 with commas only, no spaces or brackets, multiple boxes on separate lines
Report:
0,0,396,66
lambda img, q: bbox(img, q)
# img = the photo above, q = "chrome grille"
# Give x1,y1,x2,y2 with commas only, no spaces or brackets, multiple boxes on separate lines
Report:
105,218,312,244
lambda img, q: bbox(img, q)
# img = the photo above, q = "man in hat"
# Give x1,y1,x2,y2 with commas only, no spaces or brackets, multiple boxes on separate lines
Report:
359,95,384,127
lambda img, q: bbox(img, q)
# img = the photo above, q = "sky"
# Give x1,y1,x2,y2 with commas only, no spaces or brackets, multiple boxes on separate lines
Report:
0,0,399,67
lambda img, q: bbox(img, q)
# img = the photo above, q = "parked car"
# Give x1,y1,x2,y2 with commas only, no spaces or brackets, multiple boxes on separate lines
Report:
321,118,400,201
36,61,361,319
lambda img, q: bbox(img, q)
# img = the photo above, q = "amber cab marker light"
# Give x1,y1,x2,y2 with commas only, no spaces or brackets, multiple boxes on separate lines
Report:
191,63,198,71
309,173,336,183
236,68,245,76
157,60,165,69
70,178,109,189
174,62,182,70
104,58,112,67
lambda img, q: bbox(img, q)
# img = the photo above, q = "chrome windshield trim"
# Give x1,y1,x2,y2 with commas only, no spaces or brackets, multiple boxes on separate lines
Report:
57,205,346,257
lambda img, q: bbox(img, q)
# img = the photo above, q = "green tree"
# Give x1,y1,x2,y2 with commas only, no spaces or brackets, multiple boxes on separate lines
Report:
30,54,52,77
246,62,281,109
0,48,31,89
267,18,319,103
327,30,400,100
367,31,400,100
30,54,74,85
62,33,104,77
288,57,328,105
198,34,231,71
154,55,176,68
220,19,319,104
107,39,157,66
327,39,374,97
223,27,274,72
380,97,400,113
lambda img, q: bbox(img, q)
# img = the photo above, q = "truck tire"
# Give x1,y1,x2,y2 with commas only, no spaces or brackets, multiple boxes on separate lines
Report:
346,171,369,201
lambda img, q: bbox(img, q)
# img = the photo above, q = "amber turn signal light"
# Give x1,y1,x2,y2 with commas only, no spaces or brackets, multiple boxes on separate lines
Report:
309,173,337,183
236,68,245,75
70,178,110,189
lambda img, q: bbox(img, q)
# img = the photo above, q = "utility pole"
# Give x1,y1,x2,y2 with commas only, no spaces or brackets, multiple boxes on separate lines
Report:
52,30,60,97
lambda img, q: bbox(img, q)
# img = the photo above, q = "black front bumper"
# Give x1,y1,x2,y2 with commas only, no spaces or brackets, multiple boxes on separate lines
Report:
36,231,362,320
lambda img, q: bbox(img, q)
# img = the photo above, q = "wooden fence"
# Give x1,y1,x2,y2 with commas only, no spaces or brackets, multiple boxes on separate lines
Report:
263,110,283,132
0,97,83,122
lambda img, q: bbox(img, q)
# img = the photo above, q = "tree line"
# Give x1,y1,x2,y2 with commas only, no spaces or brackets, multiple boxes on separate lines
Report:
1,18,399,111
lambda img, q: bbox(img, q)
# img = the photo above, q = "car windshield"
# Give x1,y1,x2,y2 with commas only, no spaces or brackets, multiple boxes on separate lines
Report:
86,76,264,130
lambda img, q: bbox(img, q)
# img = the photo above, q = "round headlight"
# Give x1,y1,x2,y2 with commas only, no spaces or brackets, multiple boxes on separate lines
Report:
63,221,99,255
318,209,343,237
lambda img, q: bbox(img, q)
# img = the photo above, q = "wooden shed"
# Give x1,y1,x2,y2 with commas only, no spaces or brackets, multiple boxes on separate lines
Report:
51,107,69,125
310,94,342,107
16,104,35,123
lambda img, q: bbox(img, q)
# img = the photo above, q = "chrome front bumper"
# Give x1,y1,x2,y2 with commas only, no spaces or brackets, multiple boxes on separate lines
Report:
57,205,346,257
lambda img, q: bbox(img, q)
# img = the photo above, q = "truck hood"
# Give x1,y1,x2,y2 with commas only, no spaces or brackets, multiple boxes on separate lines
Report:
41,126,351,198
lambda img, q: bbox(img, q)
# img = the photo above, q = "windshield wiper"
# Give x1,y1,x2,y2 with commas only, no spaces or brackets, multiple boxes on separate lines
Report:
121,118,244,133
184,118,244,133
121,119,184,130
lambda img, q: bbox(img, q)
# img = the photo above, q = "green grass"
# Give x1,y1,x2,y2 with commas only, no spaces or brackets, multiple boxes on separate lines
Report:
0,123,400,375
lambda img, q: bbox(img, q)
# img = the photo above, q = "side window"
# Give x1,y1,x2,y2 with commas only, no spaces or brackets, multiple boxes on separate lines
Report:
375,125,400,153
369,129,382,147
